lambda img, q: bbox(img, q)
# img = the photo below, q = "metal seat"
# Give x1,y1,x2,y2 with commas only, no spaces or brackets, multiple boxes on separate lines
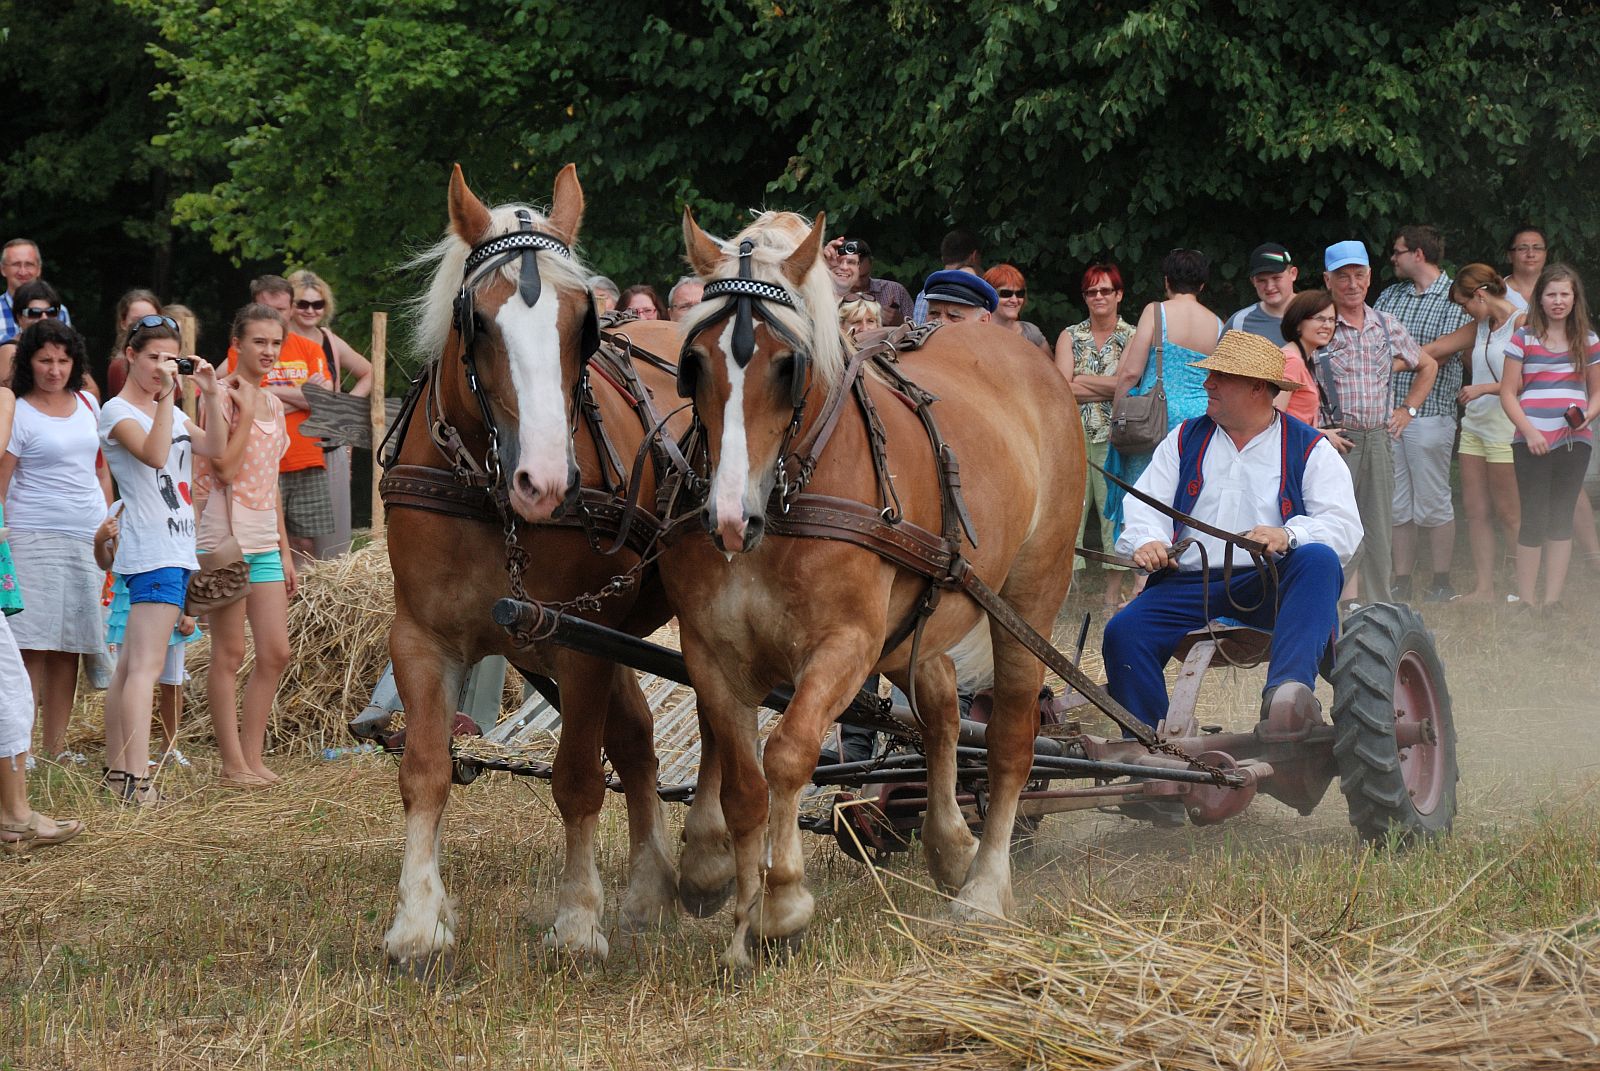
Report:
1171,622,1273,665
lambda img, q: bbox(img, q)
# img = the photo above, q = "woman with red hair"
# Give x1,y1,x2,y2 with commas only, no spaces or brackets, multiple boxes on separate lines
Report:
983,264,1050,355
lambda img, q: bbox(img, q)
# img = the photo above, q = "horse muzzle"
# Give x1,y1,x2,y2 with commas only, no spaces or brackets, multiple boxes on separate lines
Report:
703,504,765,555
509,458,582,523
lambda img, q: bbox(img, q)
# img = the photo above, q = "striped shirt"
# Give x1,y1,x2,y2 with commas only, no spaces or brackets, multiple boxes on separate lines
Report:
1375,272,1469,418
1313,305,1422,432
1503,328,1600,447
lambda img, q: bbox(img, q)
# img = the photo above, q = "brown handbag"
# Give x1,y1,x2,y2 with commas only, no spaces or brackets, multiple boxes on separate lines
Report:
186,478,250,615
1109,308,1168,453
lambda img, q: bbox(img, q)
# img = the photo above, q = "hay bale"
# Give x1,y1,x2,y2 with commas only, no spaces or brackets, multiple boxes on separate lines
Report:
184,537,396,751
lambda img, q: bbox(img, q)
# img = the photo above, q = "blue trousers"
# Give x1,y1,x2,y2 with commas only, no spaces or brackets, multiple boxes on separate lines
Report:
1102,543,1344,729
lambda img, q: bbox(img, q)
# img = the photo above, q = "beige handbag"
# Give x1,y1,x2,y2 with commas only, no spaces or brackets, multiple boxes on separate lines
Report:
186,483,249,615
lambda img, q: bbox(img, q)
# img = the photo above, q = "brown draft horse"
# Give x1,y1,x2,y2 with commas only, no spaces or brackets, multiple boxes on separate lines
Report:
667,211,1085,970
383,165,684,967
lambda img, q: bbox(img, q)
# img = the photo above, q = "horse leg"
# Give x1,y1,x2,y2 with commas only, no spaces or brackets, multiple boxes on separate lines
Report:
750,639,875,954
545,653,617,958
601,663,680,933
383,622,465,969
677,707,735,916
951,626,1046,921
888,653,975,893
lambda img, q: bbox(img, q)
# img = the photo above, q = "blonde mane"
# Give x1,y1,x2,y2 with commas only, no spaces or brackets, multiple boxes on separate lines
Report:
680,210,847,390
405,202,594,366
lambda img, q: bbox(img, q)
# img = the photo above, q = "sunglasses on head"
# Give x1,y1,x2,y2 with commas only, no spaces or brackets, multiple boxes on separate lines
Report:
126,313,179,343
20,304,59,319
995,288,1026,299
295,299,327,311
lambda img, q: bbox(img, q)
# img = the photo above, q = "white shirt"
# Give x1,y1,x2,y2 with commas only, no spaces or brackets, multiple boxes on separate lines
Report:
5,393,107,540
1115,414,1363,570
98,398,201,574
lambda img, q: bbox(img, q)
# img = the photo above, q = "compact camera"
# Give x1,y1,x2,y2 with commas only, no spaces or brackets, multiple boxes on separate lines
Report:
174,357,197,375
1565,404,1585,429
838,240,861,256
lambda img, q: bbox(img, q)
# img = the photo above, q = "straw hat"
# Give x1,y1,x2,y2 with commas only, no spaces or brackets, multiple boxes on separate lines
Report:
1190,329,1303,392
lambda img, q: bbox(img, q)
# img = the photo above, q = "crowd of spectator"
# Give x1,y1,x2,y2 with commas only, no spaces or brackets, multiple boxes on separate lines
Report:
2,213,1594,849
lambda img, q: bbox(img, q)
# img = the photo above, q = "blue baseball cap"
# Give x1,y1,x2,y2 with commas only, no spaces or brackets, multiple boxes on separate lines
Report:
1324,241,1369,272
922,269,998,312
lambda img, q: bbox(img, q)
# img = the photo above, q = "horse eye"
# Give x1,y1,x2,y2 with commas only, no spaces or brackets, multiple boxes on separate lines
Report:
772,354,796,377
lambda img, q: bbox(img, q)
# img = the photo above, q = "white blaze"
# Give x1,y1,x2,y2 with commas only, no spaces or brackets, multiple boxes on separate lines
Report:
495,282,568,490
711,321,753,527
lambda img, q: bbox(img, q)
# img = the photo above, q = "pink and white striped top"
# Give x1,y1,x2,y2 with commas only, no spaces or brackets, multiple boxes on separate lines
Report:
1503,328,1600,447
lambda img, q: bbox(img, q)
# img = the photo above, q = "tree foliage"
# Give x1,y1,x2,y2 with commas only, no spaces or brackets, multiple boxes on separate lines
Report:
117,0,1600,353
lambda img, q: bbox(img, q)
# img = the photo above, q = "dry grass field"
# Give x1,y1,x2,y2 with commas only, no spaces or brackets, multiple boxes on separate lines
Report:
4,548,1600,1069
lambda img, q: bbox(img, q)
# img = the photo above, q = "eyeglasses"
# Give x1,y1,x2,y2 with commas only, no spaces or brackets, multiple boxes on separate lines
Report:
1308,314,1337,325
126,313,179,343
996,288,1026,299
1511,244,1546,254
1390,246,1415,257
669,302,699,312
19,304,58,319
295,299,327,311
1082,287,1117,298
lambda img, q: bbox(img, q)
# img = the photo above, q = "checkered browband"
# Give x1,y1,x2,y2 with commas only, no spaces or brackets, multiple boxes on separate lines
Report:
463,231,571,276
702,277,796,307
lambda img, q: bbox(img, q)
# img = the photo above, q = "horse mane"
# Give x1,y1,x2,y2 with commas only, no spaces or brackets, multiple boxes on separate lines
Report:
681,211,847,391
404,202,595,366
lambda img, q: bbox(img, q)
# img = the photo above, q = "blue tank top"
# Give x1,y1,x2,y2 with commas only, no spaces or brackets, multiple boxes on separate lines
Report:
1135,302,1216,428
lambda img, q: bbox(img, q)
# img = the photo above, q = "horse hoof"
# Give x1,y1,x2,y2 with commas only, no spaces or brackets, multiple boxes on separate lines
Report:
388,950,455,982
679,879,735,918
543,926,610,961
744,926,805,963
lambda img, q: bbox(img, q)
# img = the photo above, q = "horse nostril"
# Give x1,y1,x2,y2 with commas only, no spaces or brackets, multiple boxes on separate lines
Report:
513,470,538,498
745,515,765,542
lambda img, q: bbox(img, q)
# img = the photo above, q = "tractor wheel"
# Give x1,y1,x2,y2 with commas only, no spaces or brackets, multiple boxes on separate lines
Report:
1329,603,1457,843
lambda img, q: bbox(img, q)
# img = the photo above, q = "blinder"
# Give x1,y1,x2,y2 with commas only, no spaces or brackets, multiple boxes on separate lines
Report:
450,213,600,366
676,238,809,408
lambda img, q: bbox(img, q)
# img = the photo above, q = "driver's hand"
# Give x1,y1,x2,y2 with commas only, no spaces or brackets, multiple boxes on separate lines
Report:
1131,540,1173,573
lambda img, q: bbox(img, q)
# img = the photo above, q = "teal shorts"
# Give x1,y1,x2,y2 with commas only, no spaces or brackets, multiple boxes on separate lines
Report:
244,550,285,584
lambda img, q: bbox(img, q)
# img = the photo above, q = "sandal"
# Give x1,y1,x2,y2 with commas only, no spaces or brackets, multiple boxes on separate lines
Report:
1,811,86,852
102,769,136,802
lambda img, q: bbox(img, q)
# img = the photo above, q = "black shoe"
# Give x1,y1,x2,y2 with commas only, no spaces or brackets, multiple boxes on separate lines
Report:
1392,576,1413,602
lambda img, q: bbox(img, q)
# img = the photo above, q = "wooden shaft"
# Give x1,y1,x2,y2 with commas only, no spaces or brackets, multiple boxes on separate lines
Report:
175,310,199,418
369,311,387,538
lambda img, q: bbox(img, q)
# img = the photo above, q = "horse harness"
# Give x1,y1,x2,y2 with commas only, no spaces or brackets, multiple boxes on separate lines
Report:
673,274,1226,776
377,223,673,615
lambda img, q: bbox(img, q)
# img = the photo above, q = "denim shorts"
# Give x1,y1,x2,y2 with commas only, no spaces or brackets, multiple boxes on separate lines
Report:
124,567,192,608
244,550,285,584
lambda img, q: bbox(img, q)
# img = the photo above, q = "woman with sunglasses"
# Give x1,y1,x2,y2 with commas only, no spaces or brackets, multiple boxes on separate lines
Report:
0,280,65,385
98,314,228,805
983,264,1050,356
285,271,372,559
1411,265,1526,603
0,319,113,764
1055,263,1137,609
0,378,85,852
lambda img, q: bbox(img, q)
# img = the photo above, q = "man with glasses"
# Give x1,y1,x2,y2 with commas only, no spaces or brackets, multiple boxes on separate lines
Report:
1374,225,1469,602
666,276,704,322
1318,241,1438,608
1225,243,1298,344
2,240,71,341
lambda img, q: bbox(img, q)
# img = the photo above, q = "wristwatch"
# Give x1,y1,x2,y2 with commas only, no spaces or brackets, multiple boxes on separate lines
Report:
1404,405,1419,417
1282,526,1298,551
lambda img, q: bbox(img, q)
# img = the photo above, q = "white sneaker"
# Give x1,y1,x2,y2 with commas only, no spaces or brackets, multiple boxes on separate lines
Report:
151,748,193,769
24,754,36,771
53,750,87,766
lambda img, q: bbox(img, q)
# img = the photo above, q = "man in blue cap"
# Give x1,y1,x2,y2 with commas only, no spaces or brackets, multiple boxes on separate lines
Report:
920,269,998,326
1316,240,1437,608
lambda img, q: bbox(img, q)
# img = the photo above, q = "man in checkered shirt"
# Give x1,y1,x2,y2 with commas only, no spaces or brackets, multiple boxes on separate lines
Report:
1374,225,1471,603
1314,241,1439,607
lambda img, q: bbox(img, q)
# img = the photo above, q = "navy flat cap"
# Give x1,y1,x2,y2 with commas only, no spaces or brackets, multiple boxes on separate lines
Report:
922,269,998,312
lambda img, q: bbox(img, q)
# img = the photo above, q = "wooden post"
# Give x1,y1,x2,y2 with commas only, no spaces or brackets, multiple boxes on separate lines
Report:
369,311,387,539
174,309,199,418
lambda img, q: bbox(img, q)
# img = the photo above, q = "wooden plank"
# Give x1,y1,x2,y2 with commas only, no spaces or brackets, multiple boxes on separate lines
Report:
369,311,387,538
301,383,401,449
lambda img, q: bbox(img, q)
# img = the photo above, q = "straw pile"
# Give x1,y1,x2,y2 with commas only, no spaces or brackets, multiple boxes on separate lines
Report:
184,538,399,750
818,903,1600,1069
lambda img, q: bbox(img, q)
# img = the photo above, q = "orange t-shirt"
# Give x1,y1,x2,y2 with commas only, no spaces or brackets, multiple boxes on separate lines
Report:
227,331,329,472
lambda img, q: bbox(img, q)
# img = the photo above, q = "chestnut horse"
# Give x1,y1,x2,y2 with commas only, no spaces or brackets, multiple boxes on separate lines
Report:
382,165,683,967
666,211,1085,969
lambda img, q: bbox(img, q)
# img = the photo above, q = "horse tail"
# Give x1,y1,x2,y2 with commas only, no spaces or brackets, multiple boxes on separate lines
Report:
946,619,995,692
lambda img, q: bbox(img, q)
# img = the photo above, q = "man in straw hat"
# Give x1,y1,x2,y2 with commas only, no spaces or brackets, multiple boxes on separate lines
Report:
1103,330,1363,750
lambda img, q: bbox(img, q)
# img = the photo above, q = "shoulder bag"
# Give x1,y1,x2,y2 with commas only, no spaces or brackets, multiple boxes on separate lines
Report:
186,420,251,615
1109,308,1168,452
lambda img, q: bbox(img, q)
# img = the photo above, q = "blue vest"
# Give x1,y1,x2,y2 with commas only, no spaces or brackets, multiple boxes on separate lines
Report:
1170,414,1324,539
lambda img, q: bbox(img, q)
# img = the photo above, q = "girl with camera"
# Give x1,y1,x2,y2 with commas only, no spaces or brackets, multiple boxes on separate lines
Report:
97,315,227,805
1500,265,1600,612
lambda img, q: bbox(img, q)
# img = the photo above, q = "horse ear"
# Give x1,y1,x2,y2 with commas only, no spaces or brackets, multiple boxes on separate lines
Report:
683,208,723,278
780,212,826,289
547,163,584,246
448,164,492,244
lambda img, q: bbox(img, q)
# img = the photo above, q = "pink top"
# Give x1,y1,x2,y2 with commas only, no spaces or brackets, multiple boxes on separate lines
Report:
1277,344,1320,425
197,393,289,554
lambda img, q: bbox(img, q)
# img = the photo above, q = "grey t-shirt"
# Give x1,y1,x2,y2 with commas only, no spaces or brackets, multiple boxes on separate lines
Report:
1225,302,1287,345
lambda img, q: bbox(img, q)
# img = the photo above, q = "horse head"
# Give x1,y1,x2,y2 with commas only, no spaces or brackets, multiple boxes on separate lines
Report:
412,164,600,522
677,209,846,553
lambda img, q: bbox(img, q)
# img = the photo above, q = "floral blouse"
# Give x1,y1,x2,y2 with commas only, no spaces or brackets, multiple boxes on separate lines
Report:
1065,318,1136,444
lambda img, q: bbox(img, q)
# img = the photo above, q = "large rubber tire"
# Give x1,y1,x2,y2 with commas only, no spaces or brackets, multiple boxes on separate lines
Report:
1330,603,1457,843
